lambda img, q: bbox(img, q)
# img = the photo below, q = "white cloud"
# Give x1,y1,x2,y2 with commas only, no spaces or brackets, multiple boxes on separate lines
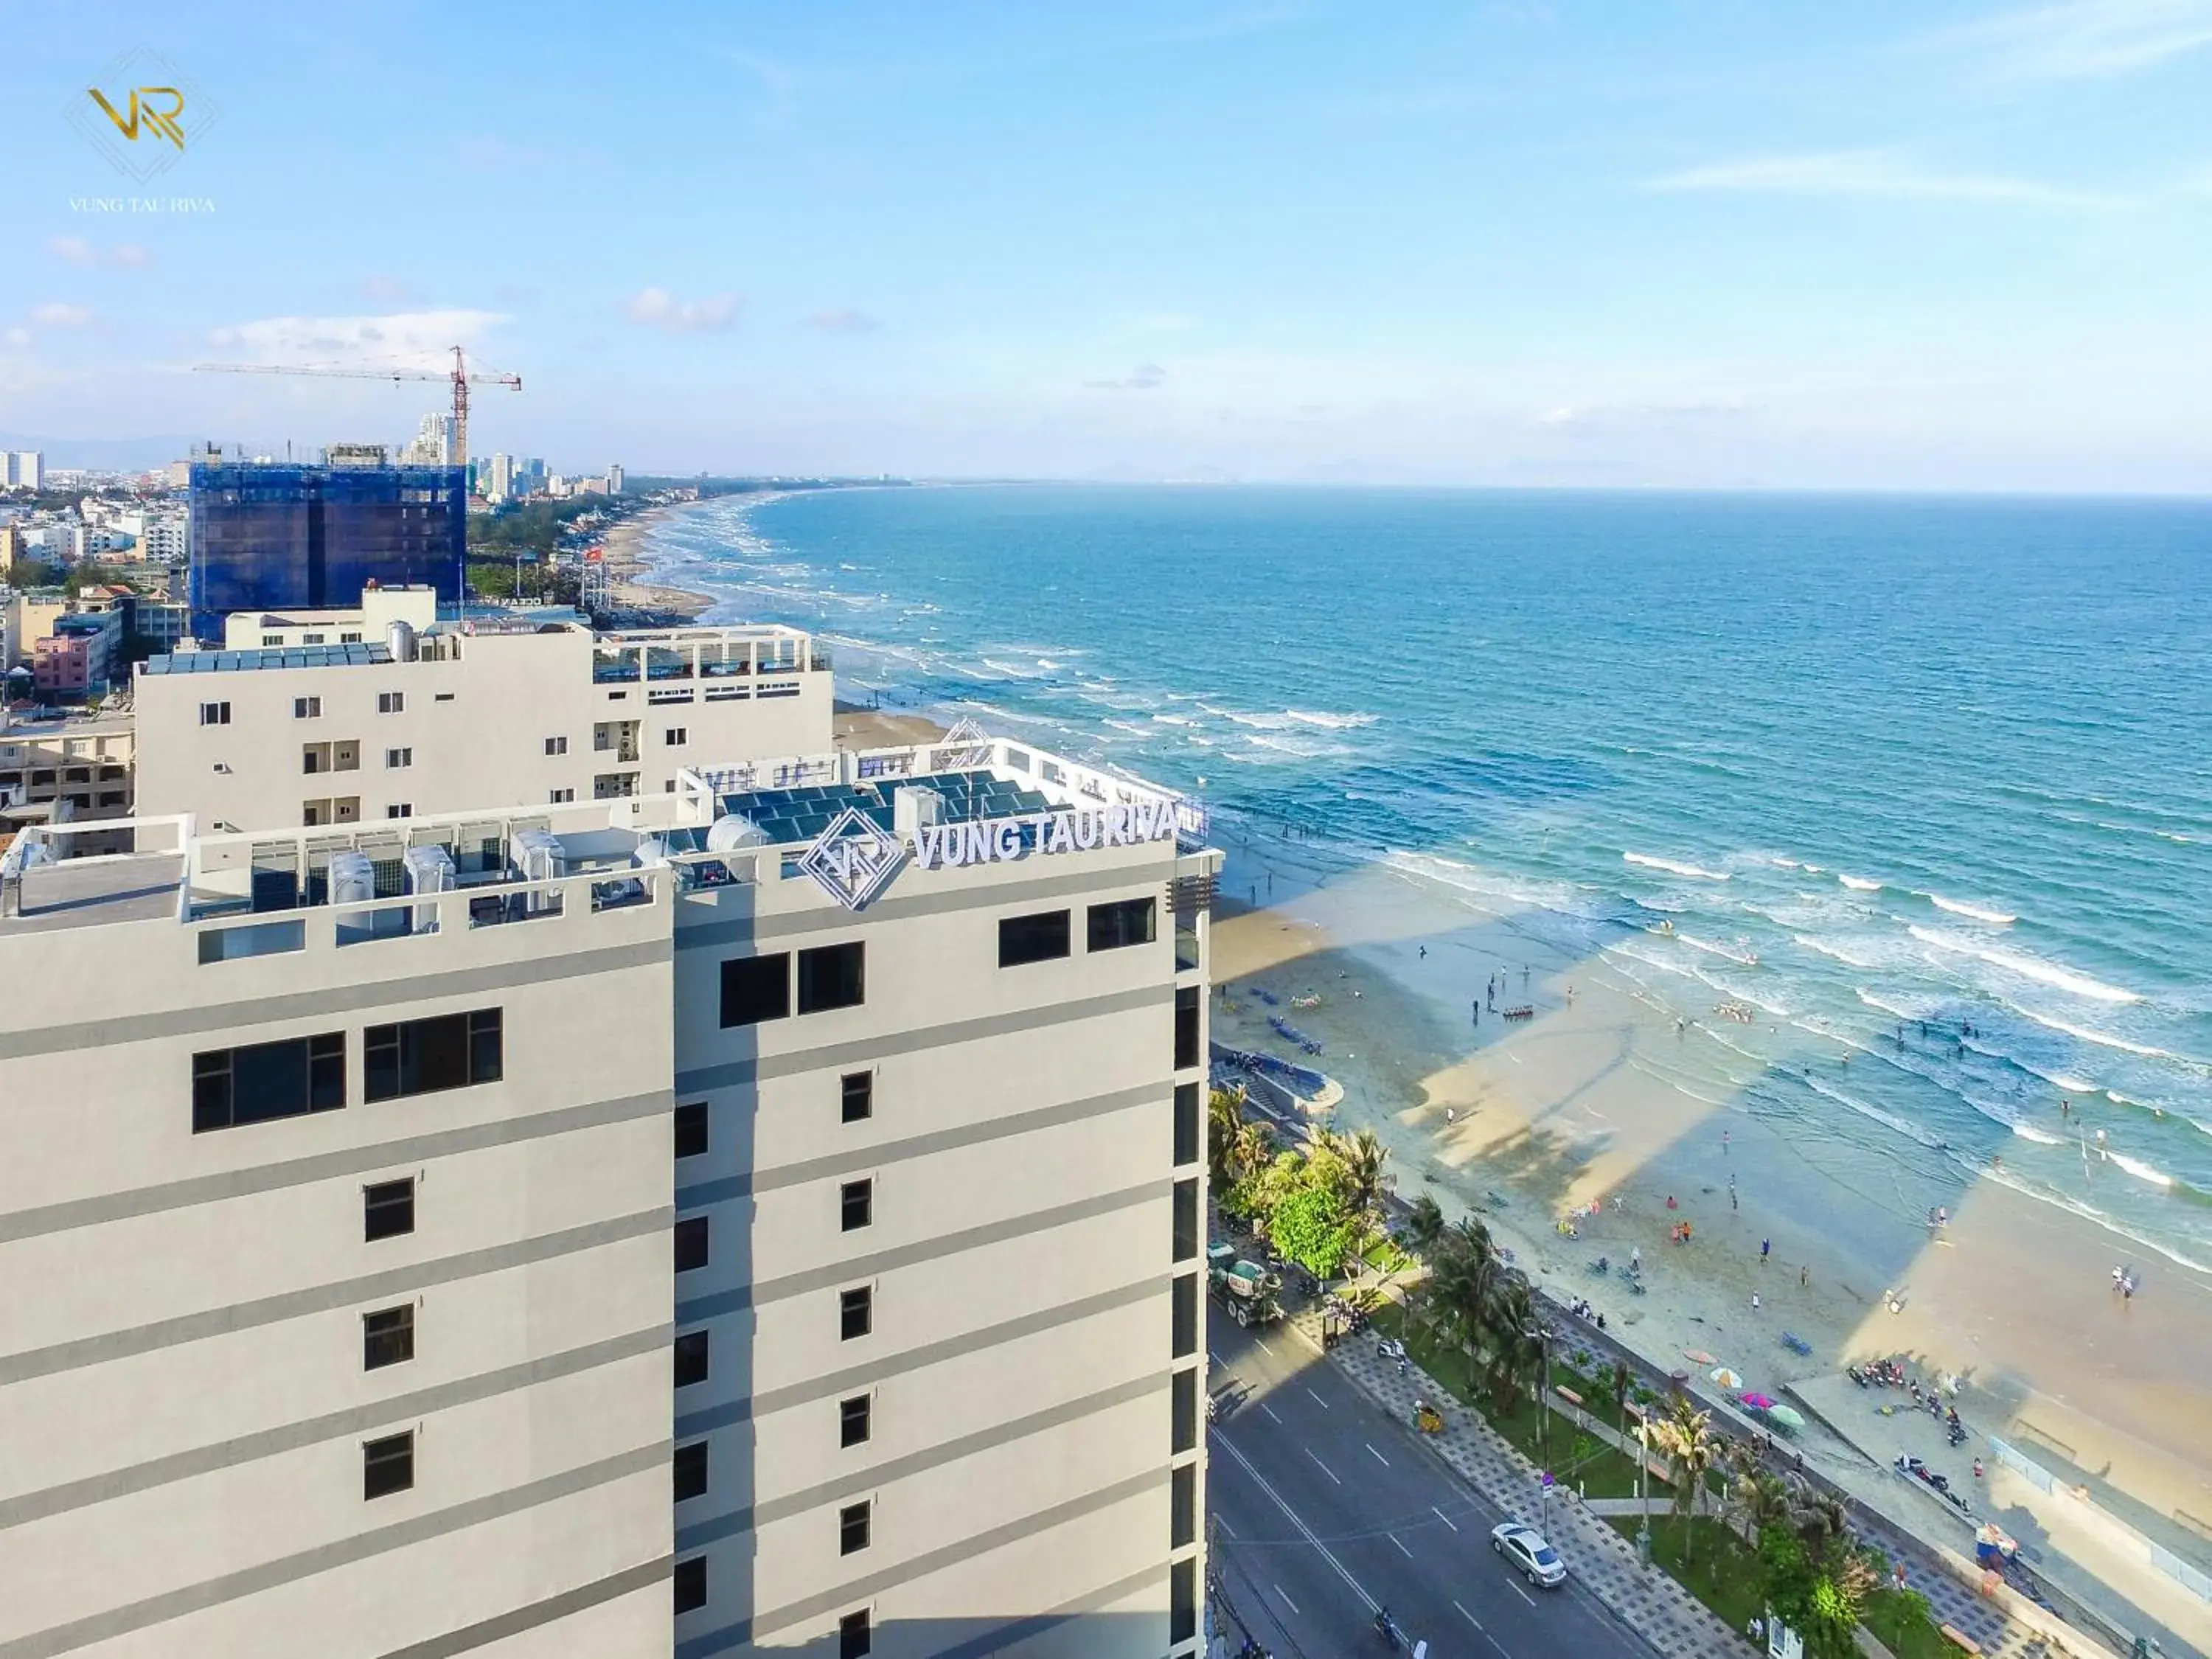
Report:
3,327,30,349
203,309,506,368
624,288,741,333
30,302,97,327
1938,0,2212,80
1648,150,2117,206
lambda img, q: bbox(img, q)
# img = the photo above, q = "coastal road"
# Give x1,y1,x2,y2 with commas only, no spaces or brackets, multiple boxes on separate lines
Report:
1207,1314,1652,1659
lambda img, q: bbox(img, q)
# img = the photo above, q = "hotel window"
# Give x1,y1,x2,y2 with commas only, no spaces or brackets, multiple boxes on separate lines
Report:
378,692,404,714
341,631,363,644
1173,1178,1199,1262
1174,1082,1200,1168
1174,987,1201,1070
363,1306,414,1371
664,726,687,746
841,1071,873,1123
363,1431,414,1500
998,909,1070,967
545,735,568,756
796,942,865,1014
294,696,321,719
365,1009,501,1101
839,1500,872,1555
1172,1367,1198,1453
674,1440,708,1503
302,633,325,645
675,1216,709,1273
839,1610,872,1658
386,748,411,769
1088,895,1156,952
1172,1273,1198,1358
1172,1462,1197,1548
364,1178,414,1241
198,700,229,726
673,1557,706,1616
262,633,283,647
840,1394,872,1447
674,1330,709,1387
386,804,411,819
720,953,790,1027
192,1033,345,1133
549,787,575,803
675,1102,709,1159
841,1178,873,1232
839,1285,872,1340
1170,1560,1197,1645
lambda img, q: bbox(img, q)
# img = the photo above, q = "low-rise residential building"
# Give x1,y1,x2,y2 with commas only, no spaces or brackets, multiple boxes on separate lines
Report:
0,706,134,853
31,607,124,701
134,588,833,832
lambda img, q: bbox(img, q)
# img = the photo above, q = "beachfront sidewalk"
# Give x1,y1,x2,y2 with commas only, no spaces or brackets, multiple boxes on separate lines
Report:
1290,1301,2073,1659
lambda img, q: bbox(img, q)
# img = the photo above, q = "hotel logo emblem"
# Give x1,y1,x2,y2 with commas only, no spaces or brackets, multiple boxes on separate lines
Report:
798,807,907,912
70,50,219,182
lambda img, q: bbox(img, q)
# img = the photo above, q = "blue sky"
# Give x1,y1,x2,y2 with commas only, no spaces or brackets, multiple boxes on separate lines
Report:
3,1,2210,488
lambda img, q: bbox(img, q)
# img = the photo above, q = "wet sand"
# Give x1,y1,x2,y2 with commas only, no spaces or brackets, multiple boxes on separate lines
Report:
1208,849,2212,1639
600,509,712,619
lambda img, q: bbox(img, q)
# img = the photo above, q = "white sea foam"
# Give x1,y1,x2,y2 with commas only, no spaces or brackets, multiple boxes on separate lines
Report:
1908,925,2140,1004
1838,874,1882,891
2108,1152,2174,1189
1802,1074,1950,1151
1966,1164,2212,1275
1794,934,1883,970
1857,987,1941,1022
1677,933,1759,967
1202,703,1377,732
1923,892,2018,926
2014,1008,2186,1064
1624,852,1731,882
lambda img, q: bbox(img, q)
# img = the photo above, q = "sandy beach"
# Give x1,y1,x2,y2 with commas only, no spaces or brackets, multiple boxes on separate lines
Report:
597,507,712,620
1209,843,2212,1646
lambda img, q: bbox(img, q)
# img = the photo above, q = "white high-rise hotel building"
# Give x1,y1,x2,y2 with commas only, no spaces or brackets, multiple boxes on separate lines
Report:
0,608,1216,1658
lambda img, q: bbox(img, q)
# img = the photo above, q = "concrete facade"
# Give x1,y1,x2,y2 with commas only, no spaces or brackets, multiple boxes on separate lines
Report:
133,609,832,833
0,734,1214,1659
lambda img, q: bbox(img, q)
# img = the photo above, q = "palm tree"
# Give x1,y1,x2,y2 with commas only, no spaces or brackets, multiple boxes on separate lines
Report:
1206,1087,1244,1187
1606,1360,1633,1439
1405,1193,1447,1259
1785,1474,1852,1559
1228,1121,1271,1189
1338,1127,1391,1228
1728,1467,1793,1545
1648,1396,1719,1564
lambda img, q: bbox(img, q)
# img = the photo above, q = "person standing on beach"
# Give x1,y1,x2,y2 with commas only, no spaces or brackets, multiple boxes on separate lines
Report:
1801,1264,1809,1288
1761,1238,1770,1265
1752,1292,1761,1314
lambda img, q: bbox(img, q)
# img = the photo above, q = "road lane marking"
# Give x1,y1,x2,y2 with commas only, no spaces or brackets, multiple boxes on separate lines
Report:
1391,1534,1413,1558
1211,1432,1379,1614
1274,1584,1300,1615
1305,1386,1329,1409
1307,1448,1342,1484
1262,1402,1282,1423
1366,1442,1390,1467
1455,1599,1482,1630
1217,1517,1237,1538
1509,1579,1537,1607
1433,1506,1460,1532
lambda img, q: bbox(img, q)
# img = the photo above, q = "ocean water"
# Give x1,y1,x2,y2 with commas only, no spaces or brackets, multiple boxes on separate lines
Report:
646,485,2212,1268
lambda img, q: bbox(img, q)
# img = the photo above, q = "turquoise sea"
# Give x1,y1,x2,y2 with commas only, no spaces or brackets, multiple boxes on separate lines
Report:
645,485,2212,1269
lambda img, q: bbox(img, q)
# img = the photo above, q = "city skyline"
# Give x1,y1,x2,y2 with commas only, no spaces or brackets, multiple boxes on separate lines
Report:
3,0,2211,490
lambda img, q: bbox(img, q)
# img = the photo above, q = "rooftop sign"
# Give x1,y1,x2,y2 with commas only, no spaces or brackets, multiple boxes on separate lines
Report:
797,798,1180,911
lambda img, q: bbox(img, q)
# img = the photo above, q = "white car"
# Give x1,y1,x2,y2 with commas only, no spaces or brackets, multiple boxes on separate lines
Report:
1490,1521,1568,1587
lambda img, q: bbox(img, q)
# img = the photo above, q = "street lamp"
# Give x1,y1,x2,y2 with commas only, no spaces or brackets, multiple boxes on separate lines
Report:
1635,1417,1653,1566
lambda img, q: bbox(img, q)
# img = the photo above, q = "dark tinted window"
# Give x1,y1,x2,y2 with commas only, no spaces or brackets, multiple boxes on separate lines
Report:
674,1216,709,1273
1172,1367,1197,1453
1172,1461,1197,1547
1173,1082,1200,1167
998,909,1070,967
363,1305,414,1370
839,1500,872,1554
673,1556,706,1615
797,942,865,1014
720,953,790,1026
841,1071,873,1123
840,1285,872,1340
839,1610,872,1659
1170,1559,1197,1644
192,1033,345,1132
674,1330,709,1387
1173,1178,1199,1262
363,1431,413,1500
674,1102,709,1159
840,1394,872,1447
841,1178,872,1232
1172,1272,1197,1357
1174,986,1200,1070
1088,895,1157,952
364,1178,414,1241
364,1009,501,1102
674,1440,708,1502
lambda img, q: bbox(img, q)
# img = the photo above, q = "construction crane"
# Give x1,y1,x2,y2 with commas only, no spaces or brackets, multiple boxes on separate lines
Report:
193,347,521,485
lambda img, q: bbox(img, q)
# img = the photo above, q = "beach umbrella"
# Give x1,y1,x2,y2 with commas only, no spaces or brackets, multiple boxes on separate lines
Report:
1683,1349,1716,1366
1710,1367,1743,1389
1768,1404,1806,1432
1739,1392,1775,1411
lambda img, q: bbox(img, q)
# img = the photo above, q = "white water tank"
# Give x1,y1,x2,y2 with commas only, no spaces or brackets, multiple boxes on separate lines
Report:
387,619,418,662
705,815,769,852
328,851,376,907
